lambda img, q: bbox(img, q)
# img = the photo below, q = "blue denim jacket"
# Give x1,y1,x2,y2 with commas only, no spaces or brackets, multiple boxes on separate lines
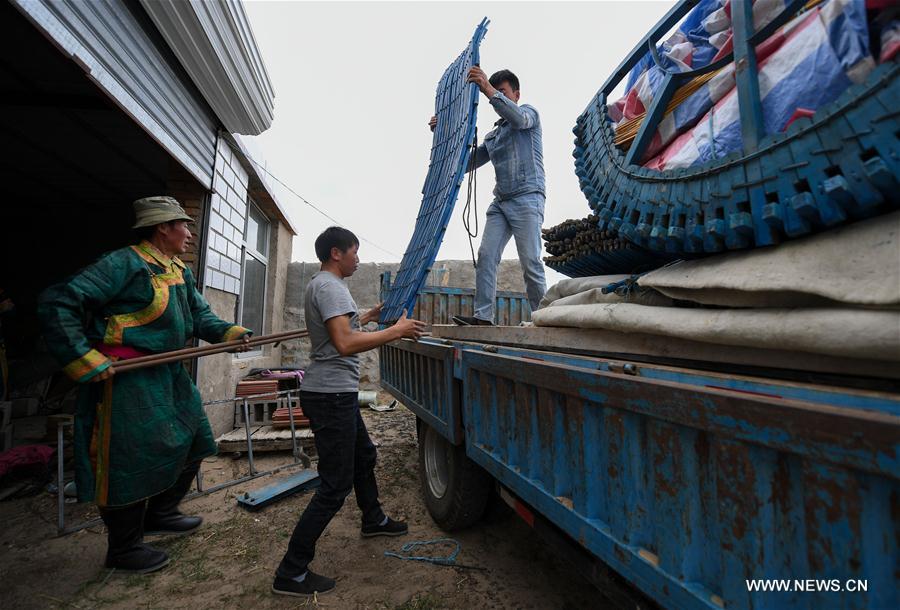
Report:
469,93,545,201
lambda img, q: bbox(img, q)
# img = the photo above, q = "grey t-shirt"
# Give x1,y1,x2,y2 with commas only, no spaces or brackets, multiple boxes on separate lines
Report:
301,271,360,393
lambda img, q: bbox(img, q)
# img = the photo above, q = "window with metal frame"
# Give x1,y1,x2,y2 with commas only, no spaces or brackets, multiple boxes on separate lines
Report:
238,201,269,355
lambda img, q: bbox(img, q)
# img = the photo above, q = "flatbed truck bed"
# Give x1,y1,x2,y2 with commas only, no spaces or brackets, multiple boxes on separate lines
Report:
380,328,900,610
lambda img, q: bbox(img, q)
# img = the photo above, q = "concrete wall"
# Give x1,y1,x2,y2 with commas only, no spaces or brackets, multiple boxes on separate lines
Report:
281,259,528,390
197,221,293,438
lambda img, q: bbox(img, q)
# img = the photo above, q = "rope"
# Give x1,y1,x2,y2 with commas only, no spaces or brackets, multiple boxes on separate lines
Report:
384,538,461,566
601,272,652,298
462,129,479,269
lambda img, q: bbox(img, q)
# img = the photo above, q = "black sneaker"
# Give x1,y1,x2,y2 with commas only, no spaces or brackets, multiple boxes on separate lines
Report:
272,571,336,597
105,543,170,574
451,315,494,326
361,517,408,538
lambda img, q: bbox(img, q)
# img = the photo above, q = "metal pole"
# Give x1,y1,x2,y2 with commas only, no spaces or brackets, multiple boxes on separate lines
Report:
195,467,204,493
112,329,309,373
242,398,256,475
732,0,765,152
57,422,65,535
286,391,299,463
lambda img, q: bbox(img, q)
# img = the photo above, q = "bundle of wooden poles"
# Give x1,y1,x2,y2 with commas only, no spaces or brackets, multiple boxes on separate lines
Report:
613,68,722,149
542,214,639,267
541,214,679,277
110,328,309,373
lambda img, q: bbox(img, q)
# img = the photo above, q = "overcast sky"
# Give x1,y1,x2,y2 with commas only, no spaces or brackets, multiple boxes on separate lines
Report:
242,1,669,284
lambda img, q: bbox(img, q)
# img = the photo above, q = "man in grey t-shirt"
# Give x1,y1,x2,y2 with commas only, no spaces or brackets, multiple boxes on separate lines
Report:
300,270,362,393
273,227,425,598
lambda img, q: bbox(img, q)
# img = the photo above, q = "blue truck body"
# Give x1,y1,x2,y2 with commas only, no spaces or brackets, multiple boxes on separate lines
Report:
380,336,900,609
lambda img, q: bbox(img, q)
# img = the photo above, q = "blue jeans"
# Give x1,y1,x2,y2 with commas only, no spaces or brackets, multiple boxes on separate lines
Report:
474,192,547,321
276,391,385,578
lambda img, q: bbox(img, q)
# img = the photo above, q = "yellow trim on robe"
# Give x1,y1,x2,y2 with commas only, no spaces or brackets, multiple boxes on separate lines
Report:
222,325,251,342
62,349,111,382
102,248,186,345
91,375,115,507
133,240,186,270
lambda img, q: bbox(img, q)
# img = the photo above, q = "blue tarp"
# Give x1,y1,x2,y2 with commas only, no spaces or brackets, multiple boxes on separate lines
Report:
609,0,874,170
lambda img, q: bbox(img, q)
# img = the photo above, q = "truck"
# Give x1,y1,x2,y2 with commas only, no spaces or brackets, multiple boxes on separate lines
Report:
376,1,900,606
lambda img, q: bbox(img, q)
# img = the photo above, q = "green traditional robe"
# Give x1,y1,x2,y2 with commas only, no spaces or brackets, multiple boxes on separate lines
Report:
38,241,249,507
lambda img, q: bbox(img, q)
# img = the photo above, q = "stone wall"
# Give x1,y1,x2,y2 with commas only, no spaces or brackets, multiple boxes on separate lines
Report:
281,259,528,390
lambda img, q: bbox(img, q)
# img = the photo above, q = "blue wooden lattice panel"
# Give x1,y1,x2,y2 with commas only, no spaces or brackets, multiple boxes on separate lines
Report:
380,18,489,324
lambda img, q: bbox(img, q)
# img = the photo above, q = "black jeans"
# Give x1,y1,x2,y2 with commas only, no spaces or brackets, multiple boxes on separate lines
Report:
276,391,385,577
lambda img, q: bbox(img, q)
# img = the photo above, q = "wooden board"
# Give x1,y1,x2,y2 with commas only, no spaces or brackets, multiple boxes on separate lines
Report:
216,425,316,454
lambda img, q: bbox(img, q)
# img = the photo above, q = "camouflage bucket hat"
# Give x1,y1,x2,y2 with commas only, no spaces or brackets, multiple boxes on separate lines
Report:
132,196,194,229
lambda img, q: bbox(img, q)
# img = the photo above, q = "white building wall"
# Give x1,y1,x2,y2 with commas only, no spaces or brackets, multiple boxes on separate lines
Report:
205,137,249,295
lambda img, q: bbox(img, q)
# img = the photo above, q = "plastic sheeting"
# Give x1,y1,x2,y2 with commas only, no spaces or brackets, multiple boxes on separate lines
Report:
609,0,875,170
538,275,675,309
638,210,900,308
531,302,900,361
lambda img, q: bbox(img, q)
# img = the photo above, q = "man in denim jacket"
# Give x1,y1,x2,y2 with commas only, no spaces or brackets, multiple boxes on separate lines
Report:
431,68,546,325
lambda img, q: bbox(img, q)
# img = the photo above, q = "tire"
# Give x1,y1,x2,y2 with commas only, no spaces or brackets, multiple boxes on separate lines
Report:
574,61,900,256
417,420,491,531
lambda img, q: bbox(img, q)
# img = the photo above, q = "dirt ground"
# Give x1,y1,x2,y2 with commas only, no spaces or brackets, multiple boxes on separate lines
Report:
0,401,612,609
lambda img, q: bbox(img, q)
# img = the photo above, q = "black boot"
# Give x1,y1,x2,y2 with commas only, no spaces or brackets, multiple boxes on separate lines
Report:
145,461,203,536
99,502,169,573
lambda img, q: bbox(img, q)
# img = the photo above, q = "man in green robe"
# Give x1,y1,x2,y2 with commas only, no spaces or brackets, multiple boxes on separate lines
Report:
39,196,251,573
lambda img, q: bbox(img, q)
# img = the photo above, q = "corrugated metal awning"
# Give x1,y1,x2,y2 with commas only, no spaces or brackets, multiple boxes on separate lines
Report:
11,0,218,188
140,0,275,136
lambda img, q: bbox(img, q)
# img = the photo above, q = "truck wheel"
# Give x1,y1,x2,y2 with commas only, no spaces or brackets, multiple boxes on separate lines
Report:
418,421,491,531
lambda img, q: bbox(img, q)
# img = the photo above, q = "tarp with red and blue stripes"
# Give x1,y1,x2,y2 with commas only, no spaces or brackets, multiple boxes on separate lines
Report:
609,0,882,171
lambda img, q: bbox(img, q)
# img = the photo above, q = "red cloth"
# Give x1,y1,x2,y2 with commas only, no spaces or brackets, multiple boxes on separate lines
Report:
0,444,54,477
783,107,816,130
94,343,147,360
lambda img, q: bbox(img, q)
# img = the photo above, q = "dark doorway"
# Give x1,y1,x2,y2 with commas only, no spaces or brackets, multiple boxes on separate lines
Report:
0,1,206,389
